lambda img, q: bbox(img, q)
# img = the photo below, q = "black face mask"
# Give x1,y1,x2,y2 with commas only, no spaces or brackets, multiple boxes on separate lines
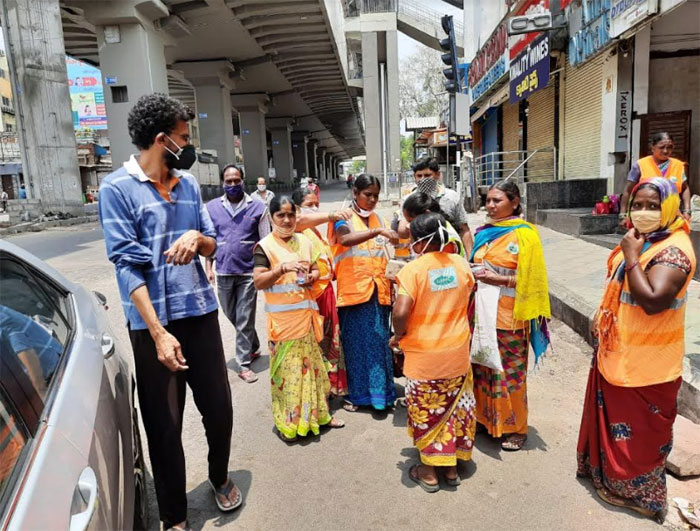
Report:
163,135,197,170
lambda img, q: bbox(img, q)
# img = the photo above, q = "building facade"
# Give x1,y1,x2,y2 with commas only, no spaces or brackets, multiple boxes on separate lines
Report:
463,0,699,196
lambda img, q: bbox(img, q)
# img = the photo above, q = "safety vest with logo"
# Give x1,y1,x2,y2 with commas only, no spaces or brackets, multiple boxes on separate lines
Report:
258,233,324,343
597,230,696,387
396,252,474,380
638,156,685,193
329,211,391,307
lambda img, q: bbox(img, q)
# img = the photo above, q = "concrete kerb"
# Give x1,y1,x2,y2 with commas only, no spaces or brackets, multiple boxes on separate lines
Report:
0,215,99,237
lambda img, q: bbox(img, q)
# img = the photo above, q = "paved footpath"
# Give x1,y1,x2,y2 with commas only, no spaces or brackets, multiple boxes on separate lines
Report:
7,181,698,530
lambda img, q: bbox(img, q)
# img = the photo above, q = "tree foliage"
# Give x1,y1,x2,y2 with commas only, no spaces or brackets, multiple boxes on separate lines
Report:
400,135,414,170
399,46,448,120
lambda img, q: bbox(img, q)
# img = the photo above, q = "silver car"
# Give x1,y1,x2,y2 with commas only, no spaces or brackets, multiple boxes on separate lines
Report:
0,239,148,530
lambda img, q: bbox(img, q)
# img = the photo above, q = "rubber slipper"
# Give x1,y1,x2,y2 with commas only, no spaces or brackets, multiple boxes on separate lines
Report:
444,475,461,487
501,434,527,451
209,478,243,512
275,428,297,444
238,369,258,383
328,417,346,428
409,464,440,493
597,488,655,518
342,402,359,412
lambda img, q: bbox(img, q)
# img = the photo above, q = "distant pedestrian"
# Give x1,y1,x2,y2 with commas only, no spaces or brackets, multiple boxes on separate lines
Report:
391,212,476,493
206,164,271,384
577,178,696,522
619,132,691,226
98,93,240,531
18,185,26,199
327,174,399,412
398,157,473,257
470,180,550,451
251,176,274,207
307,177,320,200
253,195,345,442
0,189,7,212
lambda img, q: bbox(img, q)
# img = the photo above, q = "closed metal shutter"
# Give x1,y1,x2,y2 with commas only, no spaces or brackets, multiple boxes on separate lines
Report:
502,100,520,153
563,55,604,179
527,84,556,181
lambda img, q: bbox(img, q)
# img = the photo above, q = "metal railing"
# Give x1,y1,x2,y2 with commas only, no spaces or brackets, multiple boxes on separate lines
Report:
474,147,557,189
344,0,397,17
343,0,463,41
398,0,463,40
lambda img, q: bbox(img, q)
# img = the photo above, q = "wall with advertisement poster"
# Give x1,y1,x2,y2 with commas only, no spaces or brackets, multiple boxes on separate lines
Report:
66,56,107,130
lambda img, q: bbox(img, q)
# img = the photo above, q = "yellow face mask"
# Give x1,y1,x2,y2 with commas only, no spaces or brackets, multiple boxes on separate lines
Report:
630,210,662,234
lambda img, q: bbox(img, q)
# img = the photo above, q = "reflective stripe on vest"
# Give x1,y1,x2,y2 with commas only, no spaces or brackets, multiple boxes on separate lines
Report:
333,247,385,265
620,290,687,310
484,261,516,299
265,283,305,294
265,299,319,313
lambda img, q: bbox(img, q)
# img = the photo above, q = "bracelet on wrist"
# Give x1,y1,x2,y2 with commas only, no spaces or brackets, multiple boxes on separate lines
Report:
625,260,640,272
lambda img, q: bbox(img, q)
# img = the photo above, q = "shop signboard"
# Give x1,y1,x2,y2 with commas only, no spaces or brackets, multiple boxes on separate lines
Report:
66,56,107,130
509,34,550,103
610,0,658,37
568,0,613,67
467,23,509,104
509,0,572,60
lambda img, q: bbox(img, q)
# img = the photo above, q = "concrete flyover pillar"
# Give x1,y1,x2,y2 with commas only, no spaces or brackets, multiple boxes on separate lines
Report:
76,1,171,168
361,31,381,174
291,132,309,180
174,61,236,169
386,30,401,173
307,139,318,179
317,147,327,183
325,152,333,181
267,118,294,185
1,0,83,213
231,94,269,183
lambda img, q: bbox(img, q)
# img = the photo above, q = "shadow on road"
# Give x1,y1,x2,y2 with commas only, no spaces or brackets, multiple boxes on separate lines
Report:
185,469,253,530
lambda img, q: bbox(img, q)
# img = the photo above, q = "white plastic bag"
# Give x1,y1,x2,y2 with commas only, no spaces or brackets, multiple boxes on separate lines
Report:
470,281,503,372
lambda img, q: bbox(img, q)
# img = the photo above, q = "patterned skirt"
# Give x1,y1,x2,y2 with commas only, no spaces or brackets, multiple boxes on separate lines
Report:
338,290,396,409
472,328,528,437
316,283,348,396
576,356,681,514
269,330,332,439
406,367,476,466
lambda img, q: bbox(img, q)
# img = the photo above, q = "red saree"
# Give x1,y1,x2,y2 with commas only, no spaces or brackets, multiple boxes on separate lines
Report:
576,356,680,515
316,283,348,396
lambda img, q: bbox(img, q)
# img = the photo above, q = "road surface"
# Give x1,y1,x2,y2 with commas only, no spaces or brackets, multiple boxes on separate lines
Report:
5,180,694,530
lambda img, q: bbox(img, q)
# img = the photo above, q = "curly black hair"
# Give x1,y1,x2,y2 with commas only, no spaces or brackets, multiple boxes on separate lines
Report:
127,93,194,150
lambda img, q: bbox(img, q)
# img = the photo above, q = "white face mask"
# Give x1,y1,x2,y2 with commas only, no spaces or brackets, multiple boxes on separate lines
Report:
353,200,372,218
257,184,266,192
301,206,319,215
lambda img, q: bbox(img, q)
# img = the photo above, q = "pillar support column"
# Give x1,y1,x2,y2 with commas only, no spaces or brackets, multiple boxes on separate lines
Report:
291,132,309,180
231,94,269,182
175,61,236,169
1,0,83,212
267,118,294,184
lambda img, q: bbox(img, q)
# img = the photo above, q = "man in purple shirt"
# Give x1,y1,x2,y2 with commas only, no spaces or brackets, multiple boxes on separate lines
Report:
206,164,270,383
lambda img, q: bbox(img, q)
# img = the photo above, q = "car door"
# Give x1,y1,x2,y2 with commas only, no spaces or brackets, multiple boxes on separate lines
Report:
0,246,133,530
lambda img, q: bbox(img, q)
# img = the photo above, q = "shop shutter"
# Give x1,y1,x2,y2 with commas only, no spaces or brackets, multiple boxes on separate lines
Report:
527,84,556,181
563,55,604,179
502,100,520,153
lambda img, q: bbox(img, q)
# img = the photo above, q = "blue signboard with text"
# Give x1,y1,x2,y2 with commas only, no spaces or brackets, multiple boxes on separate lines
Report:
509,34,550,104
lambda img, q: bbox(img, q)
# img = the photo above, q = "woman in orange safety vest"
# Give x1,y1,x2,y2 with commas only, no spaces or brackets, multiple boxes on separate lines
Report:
619,132,691,225
327,174,399,412
391,212,476,493
253,195,345,443
577,178,696,521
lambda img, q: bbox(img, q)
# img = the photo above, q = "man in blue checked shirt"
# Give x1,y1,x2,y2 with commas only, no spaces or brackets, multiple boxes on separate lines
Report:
98,94,241,530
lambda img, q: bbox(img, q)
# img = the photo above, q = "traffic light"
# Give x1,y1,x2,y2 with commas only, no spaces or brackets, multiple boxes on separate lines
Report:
440,15,461,93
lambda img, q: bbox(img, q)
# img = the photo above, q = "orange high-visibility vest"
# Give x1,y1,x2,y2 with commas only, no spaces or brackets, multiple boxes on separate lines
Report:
397,252,473,352
597,230,696,387
638,156,685,193
258,233,324,343
396,252,474,380
329,211,391,307
393,208,411,259
302,227,333,300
